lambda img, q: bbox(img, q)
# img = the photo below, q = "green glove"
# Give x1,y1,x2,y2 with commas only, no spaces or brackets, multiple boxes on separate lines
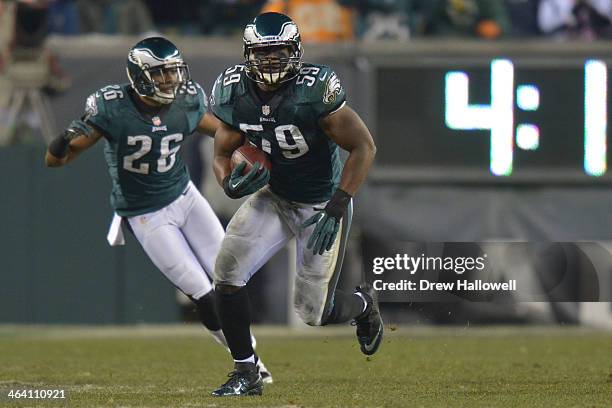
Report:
222,161,270,199
301,189,352,255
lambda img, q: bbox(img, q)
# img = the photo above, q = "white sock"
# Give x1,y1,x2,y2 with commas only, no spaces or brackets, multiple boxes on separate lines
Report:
234,355,256,364
354,292,369,313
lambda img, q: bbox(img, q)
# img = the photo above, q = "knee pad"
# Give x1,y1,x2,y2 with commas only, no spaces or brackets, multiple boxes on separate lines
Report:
166,260,209,298
294,278,326,326
214,249,240,282
294,296,323,326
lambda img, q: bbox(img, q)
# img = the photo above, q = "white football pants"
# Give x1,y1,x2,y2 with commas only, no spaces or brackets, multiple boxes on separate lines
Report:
214,186,352,326
126,182,224,300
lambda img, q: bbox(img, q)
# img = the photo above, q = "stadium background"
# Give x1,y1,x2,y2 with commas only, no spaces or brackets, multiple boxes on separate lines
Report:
1,2,611,407
1,1,612,328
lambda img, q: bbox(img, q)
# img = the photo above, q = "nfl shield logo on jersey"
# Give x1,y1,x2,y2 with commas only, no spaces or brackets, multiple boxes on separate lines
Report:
152,116,162,126
262,105,270,116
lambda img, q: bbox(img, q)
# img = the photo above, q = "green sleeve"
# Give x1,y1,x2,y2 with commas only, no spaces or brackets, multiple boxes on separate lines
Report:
310,69,347,118
179,81,208,134
84,90,113,138
209,73,236,128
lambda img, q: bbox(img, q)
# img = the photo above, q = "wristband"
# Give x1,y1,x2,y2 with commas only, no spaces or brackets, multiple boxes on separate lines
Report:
48,133,71,158
324,189,352,220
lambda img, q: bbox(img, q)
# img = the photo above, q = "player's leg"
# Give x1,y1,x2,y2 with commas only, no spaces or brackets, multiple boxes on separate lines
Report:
127,205,218,332
295,201,383,354
178,184,225,279
293,200,360,325
180,185,273,383
128,208,213,298
212,187,293,396
172,184,226,342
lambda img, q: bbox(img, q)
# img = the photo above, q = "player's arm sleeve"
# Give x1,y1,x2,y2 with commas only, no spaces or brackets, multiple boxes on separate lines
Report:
209,74,238,130
312,69,347,119
83,91,113,140
186,81,209,134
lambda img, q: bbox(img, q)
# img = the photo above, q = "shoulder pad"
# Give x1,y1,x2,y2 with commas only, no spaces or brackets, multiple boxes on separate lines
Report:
211,64,247,106
84,84,128,134
176,80,207,110
176,80,208,134
210,65,247,126
294,64,346,117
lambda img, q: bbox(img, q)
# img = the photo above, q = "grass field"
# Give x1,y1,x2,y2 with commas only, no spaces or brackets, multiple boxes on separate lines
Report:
0,325,610,408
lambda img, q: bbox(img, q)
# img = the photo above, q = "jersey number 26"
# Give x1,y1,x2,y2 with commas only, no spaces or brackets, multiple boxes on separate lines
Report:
123,133,183,174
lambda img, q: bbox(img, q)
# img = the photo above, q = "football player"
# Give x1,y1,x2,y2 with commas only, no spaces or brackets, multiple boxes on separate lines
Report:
210,12,381,397
44,37,272,383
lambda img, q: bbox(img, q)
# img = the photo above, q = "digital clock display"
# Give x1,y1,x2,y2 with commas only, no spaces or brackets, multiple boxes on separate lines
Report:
374,58,612,183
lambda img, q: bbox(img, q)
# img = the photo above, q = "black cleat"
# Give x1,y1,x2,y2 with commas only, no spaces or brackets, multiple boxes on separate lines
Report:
211,362,263,397
353,283,384,356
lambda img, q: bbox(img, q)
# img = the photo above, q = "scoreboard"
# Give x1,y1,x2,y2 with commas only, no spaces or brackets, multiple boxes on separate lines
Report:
373,57,612,183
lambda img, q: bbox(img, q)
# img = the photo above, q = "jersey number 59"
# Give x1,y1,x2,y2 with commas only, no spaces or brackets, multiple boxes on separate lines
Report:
239,124,309,159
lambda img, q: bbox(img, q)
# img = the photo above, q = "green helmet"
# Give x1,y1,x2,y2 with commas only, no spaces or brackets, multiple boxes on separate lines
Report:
243,12,303,85
126,37,190,104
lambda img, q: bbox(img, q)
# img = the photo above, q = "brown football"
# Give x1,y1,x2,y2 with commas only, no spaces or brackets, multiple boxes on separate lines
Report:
230,144,272,175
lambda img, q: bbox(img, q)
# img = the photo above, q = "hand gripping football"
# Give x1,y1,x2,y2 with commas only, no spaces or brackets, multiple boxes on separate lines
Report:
231,144,272,175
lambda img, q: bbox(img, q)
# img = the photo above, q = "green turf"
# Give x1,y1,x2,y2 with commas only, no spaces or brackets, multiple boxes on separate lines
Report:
0,326,610,407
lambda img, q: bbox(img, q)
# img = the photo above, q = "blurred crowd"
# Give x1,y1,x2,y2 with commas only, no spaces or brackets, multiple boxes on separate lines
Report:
1,0,609,143
3,0,612,43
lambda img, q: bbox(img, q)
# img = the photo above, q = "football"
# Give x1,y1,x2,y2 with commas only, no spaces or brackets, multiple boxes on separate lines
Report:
231,144,271,175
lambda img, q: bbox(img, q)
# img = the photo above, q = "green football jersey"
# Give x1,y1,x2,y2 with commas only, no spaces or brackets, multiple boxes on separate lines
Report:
210,63,346,203
85,81,207,216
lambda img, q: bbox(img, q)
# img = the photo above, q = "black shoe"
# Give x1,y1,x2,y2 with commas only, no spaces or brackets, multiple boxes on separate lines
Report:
211,362,263,397
353,283,384,355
